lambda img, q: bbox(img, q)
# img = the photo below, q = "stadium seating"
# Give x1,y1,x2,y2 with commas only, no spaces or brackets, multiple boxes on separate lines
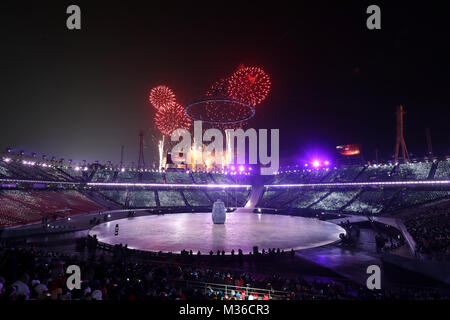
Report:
165,171,192,184
116,170,140,183
257,188,304,209
394,162,433,180
5,162,50,180
192,172,214,184
266,172,309,184
259,186,450,215
434,160,450,179
59,167,85,181
204,189,238,207
0,190,103,222
158,190,186,207
257,189,286,208
0,189,103,225
141,171,164,183
182,189,211,206
389,190,450,210
0,215,17,226
405,207,450,258
310,190,361,211
293,189,330,209
1,159,449,225
344,188,398,214
91,169,116,182
1,245,446,300
226,188,251,206
267,167,360,184
307,169,333,183
129,190,157,207
231,174,252,185
0,196,42,224
355,164,395,181
99,190,128,205
48,190,103,213
332,166,364,182
2,190,64,213
0,161,72,182
0,161,16,178
210,173,235,184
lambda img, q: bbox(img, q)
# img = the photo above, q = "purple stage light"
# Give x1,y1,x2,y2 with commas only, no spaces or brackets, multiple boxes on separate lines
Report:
312,160,320,168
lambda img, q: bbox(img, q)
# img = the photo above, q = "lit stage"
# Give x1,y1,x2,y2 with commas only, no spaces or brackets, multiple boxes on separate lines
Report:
89,211,345,254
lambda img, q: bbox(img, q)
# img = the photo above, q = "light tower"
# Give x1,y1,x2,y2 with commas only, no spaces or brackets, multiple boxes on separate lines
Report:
394,105,409,163
138,130,145,170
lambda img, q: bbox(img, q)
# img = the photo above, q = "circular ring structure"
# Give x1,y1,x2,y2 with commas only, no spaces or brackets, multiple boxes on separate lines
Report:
184,98,256,125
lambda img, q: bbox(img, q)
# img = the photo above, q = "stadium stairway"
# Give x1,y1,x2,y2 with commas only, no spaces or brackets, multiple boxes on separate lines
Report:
339,189,364,211
154,190,161,207
82,190,123,210
180,191,190,207
353,166,367,181
427,162,438,180
188,171,195,184
306,191,333,209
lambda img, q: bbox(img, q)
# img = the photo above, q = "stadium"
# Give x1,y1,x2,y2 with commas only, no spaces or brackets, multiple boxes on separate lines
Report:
0,1,449,310
1,150,450,301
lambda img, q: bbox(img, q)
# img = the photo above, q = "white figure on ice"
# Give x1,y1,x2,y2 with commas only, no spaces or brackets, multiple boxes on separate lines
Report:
212,199,226,224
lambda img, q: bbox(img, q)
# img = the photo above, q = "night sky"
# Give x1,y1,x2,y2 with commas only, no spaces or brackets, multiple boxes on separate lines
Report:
0,1,449,166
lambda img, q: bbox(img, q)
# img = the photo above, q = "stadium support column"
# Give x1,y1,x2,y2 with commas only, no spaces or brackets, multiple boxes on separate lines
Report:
394,105,409,163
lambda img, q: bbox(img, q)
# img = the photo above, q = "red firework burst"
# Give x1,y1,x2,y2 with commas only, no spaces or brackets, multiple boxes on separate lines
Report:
149,85,176,110
154,103,192,136
204,78,252,129
227,66,271,106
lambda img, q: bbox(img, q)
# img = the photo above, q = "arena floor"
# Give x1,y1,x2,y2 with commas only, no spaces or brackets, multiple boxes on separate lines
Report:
88,211,345,253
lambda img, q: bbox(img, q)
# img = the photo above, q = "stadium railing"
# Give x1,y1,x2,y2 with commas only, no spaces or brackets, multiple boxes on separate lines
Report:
173,279,289,300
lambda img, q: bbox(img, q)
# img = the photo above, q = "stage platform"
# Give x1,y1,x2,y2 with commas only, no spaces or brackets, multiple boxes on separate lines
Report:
89,211,345,254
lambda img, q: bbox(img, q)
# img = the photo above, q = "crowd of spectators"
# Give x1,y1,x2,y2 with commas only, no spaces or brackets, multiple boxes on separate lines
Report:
0,244,448,301
405,206,450,260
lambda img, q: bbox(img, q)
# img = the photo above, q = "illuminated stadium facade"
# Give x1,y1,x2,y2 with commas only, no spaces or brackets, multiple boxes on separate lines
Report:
1,153,450,225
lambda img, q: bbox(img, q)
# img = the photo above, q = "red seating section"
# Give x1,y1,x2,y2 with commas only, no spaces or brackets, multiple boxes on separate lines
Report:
0,190,104,226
